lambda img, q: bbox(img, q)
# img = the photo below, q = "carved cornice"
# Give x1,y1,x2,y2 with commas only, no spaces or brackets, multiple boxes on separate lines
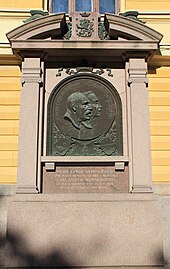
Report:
0,54,21,65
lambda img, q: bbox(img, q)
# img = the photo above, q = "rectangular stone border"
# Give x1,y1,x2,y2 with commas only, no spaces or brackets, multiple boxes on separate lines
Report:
11,193,156,202
41,156,129,162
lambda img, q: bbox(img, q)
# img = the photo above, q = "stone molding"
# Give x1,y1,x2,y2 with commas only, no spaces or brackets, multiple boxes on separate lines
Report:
131,185,153,193
16,185,39,194
128,67,148,85
7,13,66,40
21,67,43,85
105,13,163,41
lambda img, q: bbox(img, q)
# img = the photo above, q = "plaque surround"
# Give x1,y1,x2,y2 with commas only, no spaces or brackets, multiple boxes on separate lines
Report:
5,12,164,268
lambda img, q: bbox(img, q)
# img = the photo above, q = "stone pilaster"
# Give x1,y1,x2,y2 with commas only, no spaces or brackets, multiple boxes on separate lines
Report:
127,58,153,193
16,58,43,194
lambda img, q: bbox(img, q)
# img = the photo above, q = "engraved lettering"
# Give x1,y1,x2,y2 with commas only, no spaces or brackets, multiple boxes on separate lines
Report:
43,166,128,193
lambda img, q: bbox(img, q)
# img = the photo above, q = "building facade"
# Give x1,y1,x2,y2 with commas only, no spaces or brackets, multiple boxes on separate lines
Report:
1,0,170,267
1,0,170,189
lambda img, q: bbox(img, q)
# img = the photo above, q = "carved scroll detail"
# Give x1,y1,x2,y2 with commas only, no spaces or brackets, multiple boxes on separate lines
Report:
56,67,113,77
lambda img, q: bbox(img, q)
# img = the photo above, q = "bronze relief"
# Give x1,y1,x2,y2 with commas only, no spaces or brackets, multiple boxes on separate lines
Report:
47,74,123,156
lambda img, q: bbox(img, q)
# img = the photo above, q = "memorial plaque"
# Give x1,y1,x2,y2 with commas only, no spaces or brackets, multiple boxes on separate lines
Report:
43,165,128,193
47,74,123,156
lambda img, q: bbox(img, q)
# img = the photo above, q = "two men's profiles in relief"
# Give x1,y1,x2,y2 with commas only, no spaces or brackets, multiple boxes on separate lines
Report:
64,91,102,132
50,77,122,156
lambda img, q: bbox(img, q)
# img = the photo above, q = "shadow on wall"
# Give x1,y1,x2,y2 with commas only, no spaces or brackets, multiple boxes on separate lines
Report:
155,250,167,267
3,229,77,267
4,230,76,268
1,229,168,268
0,194,75,268
0,235,6,267
0,194,9,268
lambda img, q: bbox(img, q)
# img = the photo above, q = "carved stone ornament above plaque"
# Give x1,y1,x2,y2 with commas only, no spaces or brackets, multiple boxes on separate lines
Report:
71,12,99,40
47,74,123,156
56,67,113,77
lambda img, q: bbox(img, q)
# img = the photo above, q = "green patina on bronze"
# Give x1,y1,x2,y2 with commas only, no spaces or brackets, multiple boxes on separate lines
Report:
119,11,145,24
23,10,48,23
63,21,109,40
64,22,72,40
98,22,109,40
76,18,94,37
47,74,123,156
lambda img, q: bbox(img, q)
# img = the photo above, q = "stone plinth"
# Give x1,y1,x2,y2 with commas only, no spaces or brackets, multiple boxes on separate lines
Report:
5,194,163,267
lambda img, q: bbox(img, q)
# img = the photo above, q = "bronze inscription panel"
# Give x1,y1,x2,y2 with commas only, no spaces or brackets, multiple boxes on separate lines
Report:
47,74,123,156
43,166,128,193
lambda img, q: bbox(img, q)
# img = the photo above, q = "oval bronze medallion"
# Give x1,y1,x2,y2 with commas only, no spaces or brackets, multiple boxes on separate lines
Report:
47,74,123,156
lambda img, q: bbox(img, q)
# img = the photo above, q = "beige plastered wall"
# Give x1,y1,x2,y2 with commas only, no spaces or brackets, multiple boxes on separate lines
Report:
0,0,170,184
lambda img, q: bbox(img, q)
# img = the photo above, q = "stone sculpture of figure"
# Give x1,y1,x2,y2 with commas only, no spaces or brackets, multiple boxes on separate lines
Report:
84,91,102,118
64,92,93,130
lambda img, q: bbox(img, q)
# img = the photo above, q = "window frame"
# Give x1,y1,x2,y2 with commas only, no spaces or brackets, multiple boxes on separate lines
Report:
48,0,120,14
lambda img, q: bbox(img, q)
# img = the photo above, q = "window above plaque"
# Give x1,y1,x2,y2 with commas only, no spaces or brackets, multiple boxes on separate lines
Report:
49,0,120,14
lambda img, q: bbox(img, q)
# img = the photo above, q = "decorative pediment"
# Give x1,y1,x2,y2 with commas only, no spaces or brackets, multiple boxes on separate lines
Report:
7,12,163,43
105,14,163,42
7,13,67,41
6,12,163,62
